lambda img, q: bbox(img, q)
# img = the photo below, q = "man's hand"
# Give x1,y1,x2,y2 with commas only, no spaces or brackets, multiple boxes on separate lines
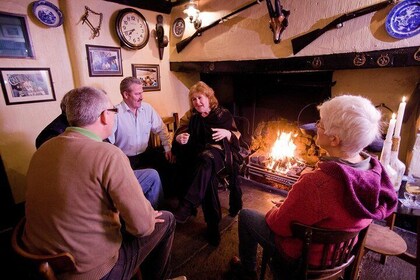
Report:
154,211,165,223
212,128,232,142
176,133,190,145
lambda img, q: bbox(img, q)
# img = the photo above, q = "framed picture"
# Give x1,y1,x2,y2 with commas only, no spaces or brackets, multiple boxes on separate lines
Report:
86,45,123,77
0,12,34,58
0,68,56,105
131,64,160,91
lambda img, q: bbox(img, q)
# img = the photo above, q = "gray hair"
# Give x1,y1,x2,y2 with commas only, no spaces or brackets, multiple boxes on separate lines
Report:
66,87,109,127
120,76,142,95
318,95,382,155
60,90,71,113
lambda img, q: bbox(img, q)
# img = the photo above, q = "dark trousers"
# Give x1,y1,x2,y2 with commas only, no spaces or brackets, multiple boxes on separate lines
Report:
184,149,225,225
128,148,176,197
100,211,175,280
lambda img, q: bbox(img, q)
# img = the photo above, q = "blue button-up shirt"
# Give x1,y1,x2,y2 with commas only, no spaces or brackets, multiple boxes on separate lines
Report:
108,101,171,156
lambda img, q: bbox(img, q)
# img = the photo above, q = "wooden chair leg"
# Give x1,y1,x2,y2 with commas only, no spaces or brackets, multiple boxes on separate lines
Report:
260,249,269,280
380,213,397,265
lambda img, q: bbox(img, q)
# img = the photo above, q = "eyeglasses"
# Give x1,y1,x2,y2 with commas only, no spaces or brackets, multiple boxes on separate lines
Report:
100,107,118,117
105,107,118,114
315,120,324,130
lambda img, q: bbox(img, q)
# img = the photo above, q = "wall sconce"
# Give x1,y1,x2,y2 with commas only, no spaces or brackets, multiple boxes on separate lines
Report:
184,0,202,29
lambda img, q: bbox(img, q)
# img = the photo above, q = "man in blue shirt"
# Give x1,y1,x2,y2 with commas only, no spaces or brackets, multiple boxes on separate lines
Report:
108,77,175,200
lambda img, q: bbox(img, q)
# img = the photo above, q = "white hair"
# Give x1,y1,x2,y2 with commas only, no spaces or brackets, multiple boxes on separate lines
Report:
318,95,382,155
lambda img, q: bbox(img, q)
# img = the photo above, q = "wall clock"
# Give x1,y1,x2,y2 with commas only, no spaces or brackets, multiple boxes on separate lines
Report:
115,8,149,50
172,17,185,38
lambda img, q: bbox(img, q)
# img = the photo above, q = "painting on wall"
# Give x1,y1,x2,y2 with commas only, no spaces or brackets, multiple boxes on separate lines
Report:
86,45,123,77
0,68,56,105
0,12,34,58
132,64,160,91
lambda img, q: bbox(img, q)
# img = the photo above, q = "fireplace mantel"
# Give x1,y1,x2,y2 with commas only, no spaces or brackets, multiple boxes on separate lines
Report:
170,46,420,73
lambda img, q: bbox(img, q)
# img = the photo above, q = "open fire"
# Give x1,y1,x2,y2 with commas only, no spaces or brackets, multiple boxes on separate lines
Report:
246,122,319,192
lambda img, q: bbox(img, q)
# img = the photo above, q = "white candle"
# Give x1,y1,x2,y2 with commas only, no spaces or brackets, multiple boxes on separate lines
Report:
394,96,406,137
385,113,396,141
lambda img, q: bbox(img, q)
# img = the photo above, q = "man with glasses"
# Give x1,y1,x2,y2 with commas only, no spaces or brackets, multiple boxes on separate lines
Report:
35,89,162,209
24,86,182,280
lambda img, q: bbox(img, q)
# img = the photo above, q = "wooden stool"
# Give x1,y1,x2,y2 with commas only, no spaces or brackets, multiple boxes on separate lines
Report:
364,223,407,264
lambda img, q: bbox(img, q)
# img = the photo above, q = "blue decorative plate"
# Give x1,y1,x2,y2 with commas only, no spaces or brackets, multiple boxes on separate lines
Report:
32,0,63,27
386,0,420,39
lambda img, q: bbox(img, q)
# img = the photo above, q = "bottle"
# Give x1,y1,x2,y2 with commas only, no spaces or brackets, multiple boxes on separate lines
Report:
408,130,420,178
380,130,398,189
390,136,406,192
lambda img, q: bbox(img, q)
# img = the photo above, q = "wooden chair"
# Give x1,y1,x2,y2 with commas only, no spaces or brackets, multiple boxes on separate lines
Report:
11,217,76,280
260,222,369,280
363,215,407,265
149,112,179,148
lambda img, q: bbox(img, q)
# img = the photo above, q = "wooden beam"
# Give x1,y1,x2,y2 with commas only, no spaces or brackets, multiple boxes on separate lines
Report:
170,46,420,73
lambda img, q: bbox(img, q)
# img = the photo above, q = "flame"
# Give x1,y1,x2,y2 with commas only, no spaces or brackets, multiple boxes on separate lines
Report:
267,131,297,172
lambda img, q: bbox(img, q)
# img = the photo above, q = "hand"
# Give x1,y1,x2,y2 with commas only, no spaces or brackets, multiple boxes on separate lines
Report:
271,199,285,207
154,211,164,223
124,29,135,36
165,151,175,163
212,128,232,142
176,133,190,145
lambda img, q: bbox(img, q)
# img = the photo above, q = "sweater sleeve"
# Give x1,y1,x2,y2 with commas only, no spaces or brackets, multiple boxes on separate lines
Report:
104,148,156,237
265,172,325,237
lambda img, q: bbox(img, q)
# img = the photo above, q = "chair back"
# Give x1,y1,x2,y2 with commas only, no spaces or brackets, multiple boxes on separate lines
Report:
291,222,369,280
11,217,76,280
149,112,179,148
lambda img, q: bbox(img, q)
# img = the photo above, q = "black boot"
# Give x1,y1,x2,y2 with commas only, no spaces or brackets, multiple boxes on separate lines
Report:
173,200,194,224
207,223,221,246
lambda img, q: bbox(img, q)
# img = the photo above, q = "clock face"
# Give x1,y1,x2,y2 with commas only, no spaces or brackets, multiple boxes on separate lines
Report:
116,8,149,50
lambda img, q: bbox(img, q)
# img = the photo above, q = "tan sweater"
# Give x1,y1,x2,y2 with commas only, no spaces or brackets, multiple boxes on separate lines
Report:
23,128,155,280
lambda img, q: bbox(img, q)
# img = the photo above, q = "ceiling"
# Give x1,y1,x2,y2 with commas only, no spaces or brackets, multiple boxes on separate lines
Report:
105,0,192,14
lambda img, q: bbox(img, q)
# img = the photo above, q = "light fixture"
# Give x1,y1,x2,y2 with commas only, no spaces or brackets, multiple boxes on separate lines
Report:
183,0,202,29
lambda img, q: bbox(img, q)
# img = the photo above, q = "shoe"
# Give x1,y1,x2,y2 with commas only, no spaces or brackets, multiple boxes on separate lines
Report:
207,223,221,246
173,201,193,224
229,207,241,217
168,276,187,280
229,256,258,280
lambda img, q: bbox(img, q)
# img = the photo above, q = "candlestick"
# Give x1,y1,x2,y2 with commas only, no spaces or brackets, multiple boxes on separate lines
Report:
385,113,396,141
390,136,406,191
394,96,406,137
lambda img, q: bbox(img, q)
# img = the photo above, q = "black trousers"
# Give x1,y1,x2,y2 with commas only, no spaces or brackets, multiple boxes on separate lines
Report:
128,148,176,197
184,148,224,225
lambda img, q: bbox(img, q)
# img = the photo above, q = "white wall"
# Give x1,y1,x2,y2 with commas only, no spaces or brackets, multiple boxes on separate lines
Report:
169,0,419,61
0,0,191,203
168,0,419,167
1,0,418,203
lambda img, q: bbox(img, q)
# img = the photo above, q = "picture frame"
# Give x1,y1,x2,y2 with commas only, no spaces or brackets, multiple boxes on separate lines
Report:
131,64,160,91
0,12,34,58
86,44,123,77
0,68,56,105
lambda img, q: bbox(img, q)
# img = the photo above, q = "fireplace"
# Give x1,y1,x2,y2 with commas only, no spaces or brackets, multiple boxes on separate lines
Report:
202,71,334,192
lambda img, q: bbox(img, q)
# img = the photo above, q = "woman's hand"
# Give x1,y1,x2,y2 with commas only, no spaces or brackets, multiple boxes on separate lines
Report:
271,199,285,208
176,133,190,145
212,128,232,142
154,211,164,223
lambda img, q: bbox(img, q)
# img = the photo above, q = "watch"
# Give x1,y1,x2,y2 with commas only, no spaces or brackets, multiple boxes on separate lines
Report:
115,8,149,50
172,18,185,38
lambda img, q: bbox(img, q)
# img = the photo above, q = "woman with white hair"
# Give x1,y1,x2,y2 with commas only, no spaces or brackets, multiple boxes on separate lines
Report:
228,95,398,280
